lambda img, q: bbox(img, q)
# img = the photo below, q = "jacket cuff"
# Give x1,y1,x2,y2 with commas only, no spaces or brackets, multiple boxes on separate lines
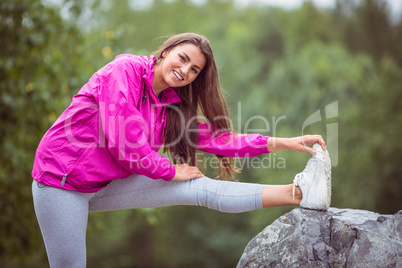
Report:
260,136,270,154
162,165,176,181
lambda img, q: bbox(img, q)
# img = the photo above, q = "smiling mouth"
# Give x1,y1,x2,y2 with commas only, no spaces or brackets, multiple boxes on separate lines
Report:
173,71,184,81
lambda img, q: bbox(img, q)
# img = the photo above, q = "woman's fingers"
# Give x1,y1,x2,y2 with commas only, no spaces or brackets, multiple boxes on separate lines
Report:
185,166,203,177
172,164,204,181
303,135,326,151
302,144,316,154
301,135,326,154
283,135,326,154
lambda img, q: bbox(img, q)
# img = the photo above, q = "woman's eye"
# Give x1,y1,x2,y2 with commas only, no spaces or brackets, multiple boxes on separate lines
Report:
191,68,198,74
179,55,186,62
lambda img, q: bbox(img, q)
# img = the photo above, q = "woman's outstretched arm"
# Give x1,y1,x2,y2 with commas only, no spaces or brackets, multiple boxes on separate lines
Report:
196,122,326,157
267,136,326,155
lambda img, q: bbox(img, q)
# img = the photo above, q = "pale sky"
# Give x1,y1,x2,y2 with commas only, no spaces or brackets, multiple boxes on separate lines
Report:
187,0,402,22
46,0,402,23
234,0,402,21
235,0,401,10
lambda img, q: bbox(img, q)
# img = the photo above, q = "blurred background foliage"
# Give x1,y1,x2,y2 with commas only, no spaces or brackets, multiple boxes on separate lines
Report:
1,0,401,267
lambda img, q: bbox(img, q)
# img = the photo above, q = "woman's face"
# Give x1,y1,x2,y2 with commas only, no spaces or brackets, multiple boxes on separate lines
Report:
159,43,206,88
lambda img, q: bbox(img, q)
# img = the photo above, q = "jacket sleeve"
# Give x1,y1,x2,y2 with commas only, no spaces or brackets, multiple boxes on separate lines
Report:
90,58,176,181
196,122,270,157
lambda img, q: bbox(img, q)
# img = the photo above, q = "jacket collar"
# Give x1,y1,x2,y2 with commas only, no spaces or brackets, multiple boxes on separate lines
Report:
143,56,182,106
160,87,181,106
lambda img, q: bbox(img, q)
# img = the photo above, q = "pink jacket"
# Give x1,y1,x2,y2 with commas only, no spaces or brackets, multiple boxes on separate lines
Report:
32,55,269,193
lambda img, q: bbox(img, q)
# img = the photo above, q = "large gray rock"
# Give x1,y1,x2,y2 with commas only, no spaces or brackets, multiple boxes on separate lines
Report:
238,208,402,267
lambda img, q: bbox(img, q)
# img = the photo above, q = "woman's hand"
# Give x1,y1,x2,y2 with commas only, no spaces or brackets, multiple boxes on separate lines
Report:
171,164,204,181
267,135,326,154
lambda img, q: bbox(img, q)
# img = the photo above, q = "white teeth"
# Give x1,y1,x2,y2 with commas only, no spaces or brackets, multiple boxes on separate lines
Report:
173,71,183,81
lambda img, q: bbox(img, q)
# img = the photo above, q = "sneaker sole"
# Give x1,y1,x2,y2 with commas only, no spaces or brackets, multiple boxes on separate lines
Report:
305,143,332,210
313,144,332,210
303,158,330,211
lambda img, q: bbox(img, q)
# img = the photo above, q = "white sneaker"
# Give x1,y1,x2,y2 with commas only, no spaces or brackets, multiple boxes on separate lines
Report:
293,143,332,211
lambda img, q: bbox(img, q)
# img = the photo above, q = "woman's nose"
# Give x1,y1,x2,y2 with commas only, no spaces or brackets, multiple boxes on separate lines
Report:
180,65,189,76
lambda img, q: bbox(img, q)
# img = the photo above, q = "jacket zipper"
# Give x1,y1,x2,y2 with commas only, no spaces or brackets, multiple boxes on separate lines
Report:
60,144,94,186
61,174,67,186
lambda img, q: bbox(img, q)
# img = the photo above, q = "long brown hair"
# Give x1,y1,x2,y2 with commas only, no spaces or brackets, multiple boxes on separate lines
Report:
153,33,240,180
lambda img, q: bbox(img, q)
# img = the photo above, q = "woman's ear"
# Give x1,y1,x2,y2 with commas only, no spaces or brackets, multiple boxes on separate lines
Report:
161,50,167,58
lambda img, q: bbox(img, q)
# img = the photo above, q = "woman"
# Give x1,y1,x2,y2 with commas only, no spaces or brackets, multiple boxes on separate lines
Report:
32,33,331,267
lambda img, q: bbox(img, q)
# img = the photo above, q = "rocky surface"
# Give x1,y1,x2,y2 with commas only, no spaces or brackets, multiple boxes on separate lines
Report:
238,208,402,267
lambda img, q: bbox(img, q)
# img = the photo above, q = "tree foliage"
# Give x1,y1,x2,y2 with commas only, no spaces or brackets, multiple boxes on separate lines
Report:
0,0,87,266
1,0,401,267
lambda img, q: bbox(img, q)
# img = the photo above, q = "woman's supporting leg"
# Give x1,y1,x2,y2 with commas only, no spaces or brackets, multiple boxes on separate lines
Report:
32,181,94,268
89,175,265,213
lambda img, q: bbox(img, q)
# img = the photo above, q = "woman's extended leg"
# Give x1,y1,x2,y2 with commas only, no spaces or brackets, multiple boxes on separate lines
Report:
262,184,302,208
88,175,300,213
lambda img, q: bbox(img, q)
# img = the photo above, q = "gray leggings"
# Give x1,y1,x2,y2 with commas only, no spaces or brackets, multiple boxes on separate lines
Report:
32,174,264,268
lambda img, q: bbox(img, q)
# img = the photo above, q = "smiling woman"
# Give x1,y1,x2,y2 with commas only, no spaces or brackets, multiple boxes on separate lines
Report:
152,33,240,180
31,32,331,267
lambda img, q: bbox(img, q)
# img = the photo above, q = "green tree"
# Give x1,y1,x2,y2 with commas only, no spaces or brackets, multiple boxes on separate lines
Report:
0,0,91,266
335,0,402,66
2,0,401,267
